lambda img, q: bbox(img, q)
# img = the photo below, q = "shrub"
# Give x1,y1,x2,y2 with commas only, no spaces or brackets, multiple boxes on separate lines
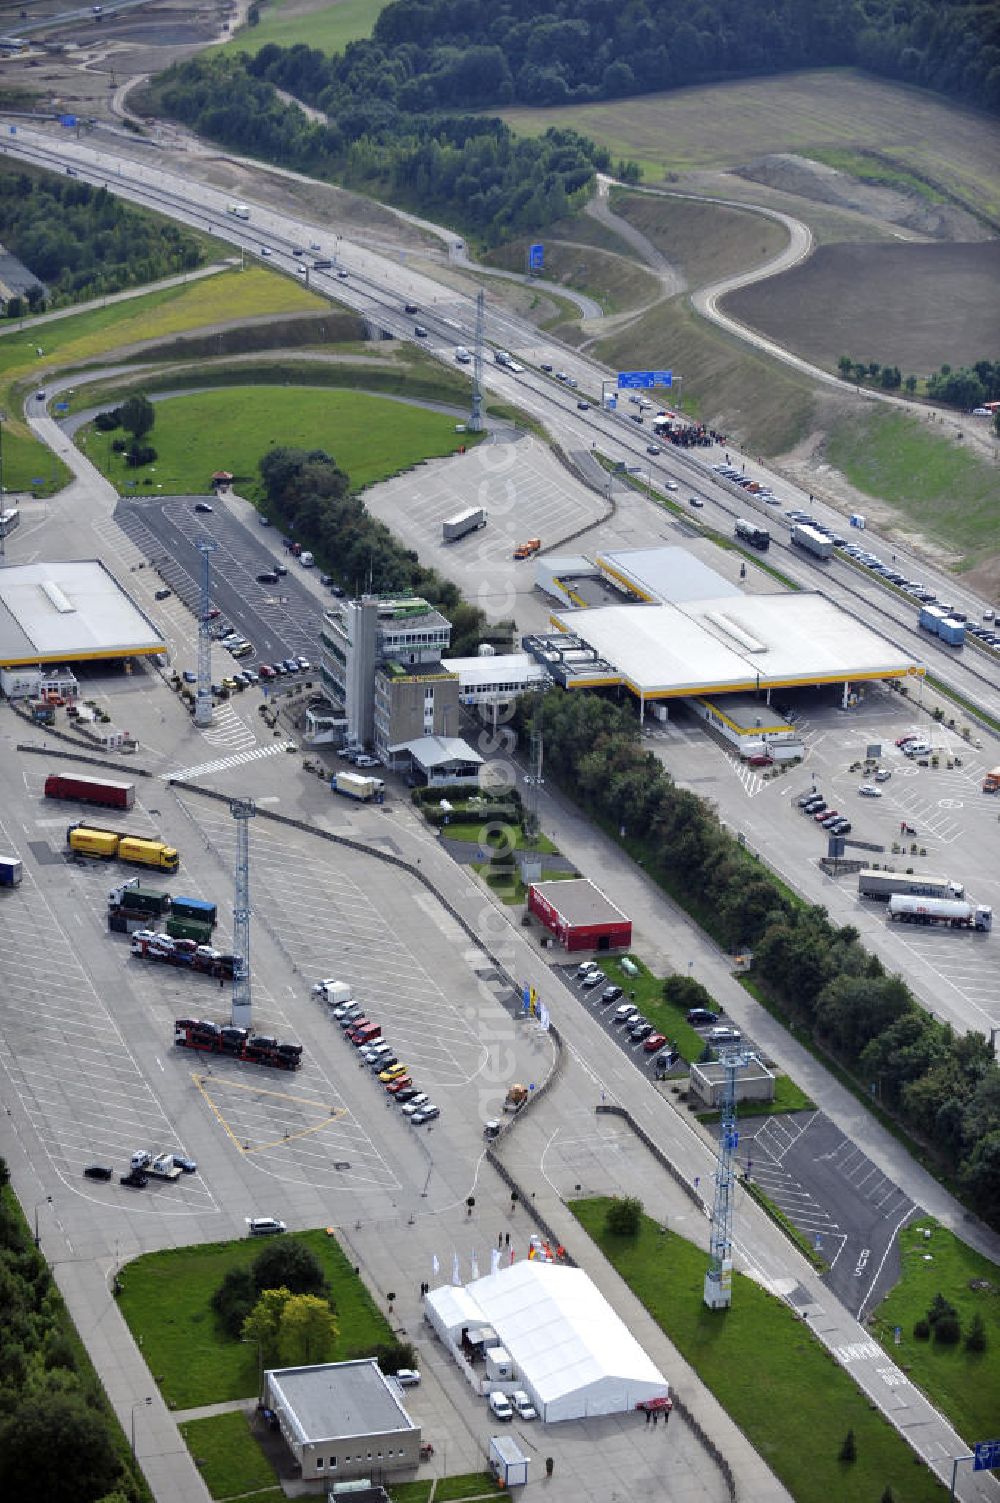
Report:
912,1318,930,1340
933,1311,961,1345
838,1428,856,1462
94,408,121,431
604,1196,643,1238
965,1313,987,1353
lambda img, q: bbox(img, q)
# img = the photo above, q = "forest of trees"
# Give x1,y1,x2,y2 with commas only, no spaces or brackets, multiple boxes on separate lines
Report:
516,689,1000,1229
258,446,514,655
154,56,604,245
838,355,1000,413
153,0,997,243
0,169,203,312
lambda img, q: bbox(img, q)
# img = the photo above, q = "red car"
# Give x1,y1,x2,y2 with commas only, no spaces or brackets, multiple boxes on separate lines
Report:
815,807,837,822
895,734,918,747
643,1032,668,1052
203,607,221,621
258,664,276,679
386,1076,413,1094
747,754,772,767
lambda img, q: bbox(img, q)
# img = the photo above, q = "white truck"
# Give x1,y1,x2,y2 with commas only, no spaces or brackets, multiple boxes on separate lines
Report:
227,202,250,220
331,771,385,803
313,979,352,1006
858,870,964,902
442,507,486,543
790,523,833,560
131,1151,182,1180
888,894,991,931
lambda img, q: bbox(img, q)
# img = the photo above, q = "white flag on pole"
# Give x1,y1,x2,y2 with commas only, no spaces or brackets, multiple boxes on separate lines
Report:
470,1250,480,1281
490,1246,501,1275
452,1250,461,1286
432,1254,440,1277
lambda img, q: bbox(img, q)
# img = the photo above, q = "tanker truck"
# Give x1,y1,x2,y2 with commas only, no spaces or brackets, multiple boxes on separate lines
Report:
887,895,991,931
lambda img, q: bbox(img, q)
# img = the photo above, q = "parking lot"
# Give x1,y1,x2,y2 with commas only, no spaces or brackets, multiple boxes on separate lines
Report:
114,495,326,673
1,740,556,1228
647,685,1000,1038
363,432,608,624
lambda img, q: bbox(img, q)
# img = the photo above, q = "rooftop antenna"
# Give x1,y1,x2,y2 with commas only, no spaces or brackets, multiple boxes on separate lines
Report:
704,1045,753,1309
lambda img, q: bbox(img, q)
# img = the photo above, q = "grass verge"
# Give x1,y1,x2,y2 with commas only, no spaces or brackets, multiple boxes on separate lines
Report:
443,820,558,854
825,406,998,569
79,385,478,498
871,1218,1000,1443
178,1411,277,1500
389,1476,510,1503
117,1229,395,1408
225,0,387,57
0,266,325,492
570,1197,947,1503
473,863,576,905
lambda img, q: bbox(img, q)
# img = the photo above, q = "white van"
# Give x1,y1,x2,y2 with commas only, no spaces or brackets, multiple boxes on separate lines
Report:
454,347,472,364
300,551,315,567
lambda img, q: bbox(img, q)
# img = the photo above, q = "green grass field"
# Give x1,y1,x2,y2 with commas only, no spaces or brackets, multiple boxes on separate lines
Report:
0,267,326,492
178,1412,277,1500
501,69,1000,223
389,1476,509,1503
117,1230,395,1408
485,238,661,315
443,821,558,855
80,386,476,498
570,1198,947,1503
825,407,998,568
871,1218,1000,1443
225,0,387,57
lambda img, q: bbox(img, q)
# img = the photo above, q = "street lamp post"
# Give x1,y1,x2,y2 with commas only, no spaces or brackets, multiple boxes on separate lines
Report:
33,1195,51,1248
131,1396,152,1461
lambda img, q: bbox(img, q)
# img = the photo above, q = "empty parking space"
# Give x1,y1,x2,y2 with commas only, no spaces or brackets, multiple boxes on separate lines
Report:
0,822,216,1216
739,1112,917,1316
363,433,607,619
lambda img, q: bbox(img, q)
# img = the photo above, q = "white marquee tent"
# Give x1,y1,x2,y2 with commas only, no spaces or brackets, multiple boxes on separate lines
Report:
425,1258,668,1422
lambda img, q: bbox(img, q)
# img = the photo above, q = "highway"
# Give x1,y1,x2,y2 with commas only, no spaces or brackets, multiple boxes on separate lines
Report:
2,122,997,731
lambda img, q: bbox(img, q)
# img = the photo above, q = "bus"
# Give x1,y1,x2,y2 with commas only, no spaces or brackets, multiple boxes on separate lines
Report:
734,517,770,551
0,507,20,539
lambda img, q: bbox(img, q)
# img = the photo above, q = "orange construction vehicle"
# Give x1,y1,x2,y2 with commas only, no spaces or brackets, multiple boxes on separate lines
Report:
513,538,541,560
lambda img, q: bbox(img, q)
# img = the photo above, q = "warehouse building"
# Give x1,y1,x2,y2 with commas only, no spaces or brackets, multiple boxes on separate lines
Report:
425,1260,669,1422
528,877,632,952
264,1358,420,1484
0,560,165,670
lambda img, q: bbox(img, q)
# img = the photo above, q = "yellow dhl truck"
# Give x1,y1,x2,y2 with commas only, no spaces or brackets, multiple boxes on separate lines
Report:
67,823,179,872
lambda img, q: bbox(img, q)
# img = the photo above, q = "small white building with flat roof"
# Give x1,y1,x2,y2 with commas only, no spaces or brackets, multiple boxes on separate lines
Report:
264,1358,420,1483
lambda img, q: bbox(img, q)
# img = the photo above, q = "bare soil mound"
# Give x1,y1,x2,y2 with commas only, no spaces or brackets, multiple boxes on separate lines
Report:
736,153,989,241
722,239,1000,374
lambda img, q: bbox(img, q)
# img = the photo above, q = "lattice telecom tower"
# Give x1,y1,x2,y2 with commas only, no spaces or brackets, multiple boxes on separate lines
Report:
704,1047,751,1310
230,797,255,1030
469,288,484,433
195,539,219,728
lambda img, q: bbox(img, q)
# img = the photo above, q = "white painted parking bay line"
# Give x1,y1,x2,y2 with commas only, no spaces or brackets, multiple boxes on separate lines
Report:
163,743,293,781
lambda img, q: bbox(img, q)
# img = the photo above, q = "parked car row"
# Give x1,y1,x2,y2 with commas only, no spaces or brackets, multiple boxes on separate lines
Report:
573,961,680,1074
711,462,776,501
796,792,853,834
329,996,440,1125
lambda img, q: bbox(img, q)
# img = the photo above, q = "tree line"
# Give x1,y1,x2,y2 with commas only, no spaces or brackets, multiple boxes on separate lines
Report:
243,0,998,114
258,446,515,655
839,354,1000,412
517,689,1000,1228
153,55,604,245
0,1161,149,1503
0,167,203,313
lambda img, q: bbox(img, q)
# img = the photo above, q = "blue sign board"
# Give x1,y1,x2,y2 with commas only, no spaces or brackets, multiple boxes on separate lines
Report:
59,114,77,128
617,369,673,389
974,1440,1000,1471
528,243,544,271
8,125,16,135
55,402,69,413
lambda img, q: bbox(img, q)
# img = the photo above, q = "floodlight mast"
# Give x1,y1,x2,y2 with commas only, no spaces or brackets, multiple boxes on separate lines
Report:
704,1046,753,1310
195,539,219,728
229,797,255,1031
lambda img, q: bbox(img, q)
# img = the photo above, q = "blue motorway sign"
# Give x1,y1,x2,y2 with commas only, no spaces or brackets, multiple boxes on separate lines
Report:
974,1439,1000,1471
617,369,673,389
528,242,544,270
59,114,77,128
